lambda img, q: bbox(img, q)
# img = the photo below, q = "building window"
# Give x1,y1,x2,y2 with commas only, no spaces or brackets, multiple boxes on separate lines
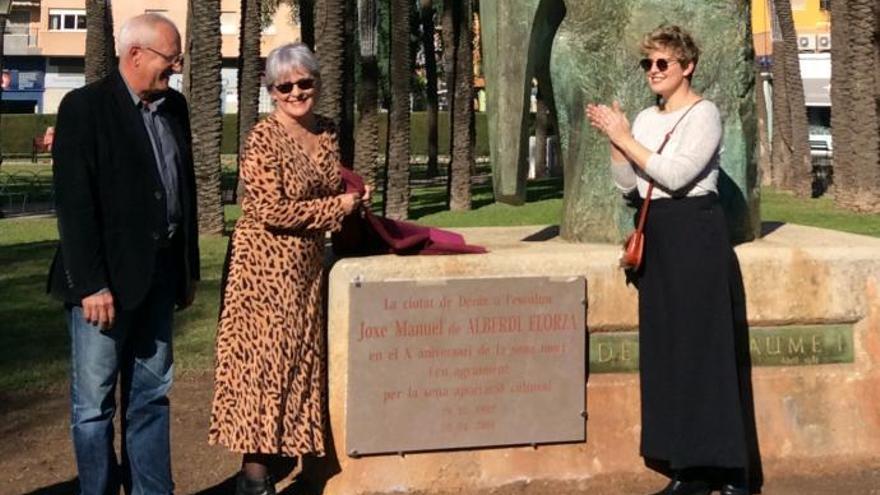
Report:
819,0,831,11
48,9,86,32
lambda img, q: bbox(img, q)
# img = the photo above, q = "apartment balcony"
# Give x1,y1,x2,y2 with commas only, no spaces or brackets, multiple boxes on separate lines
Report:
3,27,40,56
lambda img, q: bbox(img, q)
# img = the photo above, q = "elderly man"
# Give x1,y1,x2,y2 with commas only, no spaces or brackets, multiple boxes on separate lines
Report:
48,13,198,495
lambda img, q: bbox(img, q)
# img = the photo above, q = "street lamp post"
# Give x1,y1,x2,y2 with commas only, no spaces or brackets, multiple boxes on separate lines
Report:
0,0,12,167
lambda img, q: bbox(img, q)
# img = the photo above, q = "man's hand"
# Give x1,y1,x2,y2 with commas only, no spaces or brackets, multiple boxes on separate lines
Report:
82,289,115,330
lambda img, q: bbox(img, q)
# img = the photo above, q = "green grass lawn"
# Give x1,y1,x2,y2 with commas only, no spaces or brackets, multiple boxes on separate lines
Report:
3,182,880,393
0,216,231,391
761,189,880,237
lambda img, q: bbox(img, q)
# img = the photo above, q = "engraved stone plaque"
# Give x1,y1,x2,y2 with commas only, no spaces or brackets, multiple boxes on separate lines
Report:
346,276,586,456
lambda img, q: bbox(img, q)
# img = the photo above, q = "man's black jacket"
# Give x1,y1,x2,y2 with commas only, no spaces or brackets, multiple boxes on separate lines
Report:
47,70,200,310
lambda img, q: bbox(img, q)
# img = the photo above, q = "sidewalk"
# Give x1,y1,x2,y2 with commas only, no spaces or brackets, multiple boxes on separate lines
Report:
2,372,879,494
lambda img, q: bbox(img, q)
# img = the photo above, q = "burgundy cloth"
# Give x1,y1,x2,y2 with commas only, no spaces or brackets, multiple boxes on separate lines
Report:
332,168,487,256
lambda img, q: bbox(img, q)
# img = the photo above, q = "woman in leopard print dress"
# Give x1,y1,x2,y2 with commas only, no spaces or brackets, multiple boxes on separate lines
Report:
209,43,366,495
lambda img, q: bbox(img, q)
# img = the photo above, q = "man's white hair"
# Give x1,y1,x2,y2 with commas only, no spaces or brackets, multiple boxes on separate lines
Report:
118,13,180,55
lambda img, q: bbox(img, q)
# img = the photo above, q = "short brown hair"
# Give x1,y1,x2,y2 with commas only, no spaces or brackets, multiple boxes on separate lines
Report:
640,25,701,69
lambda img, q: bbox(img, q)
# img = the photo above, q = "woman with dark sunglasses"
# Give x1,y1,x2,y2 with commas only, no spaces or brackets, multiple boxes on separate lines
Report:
586,25,760,495
209,42,368,495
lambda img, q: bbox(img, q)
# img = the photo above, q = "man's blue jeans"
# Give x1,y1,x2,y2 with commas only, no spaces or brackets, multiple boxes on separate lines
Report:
68,267,176,495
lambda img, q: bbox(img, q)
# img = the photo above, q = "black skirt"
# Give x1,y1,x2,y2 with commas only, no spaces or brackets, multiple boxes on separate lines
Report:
635,194,755,472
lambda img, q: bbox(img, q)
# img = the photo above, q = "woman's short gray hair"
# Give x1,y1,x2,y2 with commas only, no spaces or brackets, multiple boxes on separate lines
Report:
265,42,321,90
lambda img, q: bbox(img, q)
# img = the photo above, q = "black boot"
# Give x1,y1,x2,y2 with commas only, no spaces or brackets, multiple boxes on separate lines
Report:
650,476,712,495
718,468,749,495
719,484,748,495
235,474,276,495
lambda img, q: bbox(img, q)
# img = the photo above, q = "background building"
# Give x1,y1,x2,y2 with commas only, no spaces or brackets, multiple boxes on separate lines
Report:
1,0,301,113
752,0,832,154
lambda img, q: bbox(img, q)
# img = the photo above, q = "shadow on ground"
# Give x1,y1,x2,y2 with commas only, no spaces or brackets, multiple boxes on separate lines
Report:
21,478,78,494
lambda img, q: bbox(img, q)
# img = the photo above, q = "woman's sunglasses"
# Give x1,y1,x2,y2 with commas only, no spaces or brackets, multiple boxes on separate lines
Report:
274,78,316,94
639,58,679,72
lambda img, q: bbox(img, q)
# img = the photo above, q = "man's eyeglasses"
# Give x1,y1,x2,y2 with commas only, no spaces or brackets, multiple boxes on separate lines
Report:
141,46,184,66
639,58,679,72
273,78,316,94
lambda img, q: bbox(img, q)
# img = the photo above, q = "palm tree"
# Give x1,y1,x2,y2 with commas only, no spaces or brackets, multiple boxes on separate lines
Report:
533,63,559,179
532,39,563,180
184,0,224,234
420,0,440,178
354,0,381,187
829,0,851,201
441,0,455,160
830,0,880,212
84,0,115,84
0,15,6,169
299,0,315,49
342,0,357,167
238,0,262,155
383,0,412,219
313,0,355,166
447,0,473,210
234,0,263,203
769,0,811,196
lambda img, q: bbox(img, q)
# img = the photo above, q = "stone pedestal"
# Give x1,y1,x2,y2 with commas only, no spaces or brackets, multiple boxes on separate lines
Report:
313,225,880,494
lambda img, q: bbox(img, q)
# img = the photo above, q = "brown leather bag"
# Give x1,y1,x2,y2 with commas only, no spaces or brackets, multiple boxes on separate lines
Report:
619,184,652,270
619,100,703,271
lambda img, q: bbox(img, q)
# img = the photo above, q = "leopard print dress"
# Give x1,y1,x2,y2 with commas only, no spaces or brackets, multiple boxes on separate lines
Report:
209,113,346,456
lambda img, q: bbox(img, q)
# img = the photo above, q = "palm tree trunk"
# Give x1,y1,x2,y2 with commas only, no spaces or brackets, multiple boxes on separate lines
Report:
236,0,262,204
383,0,412,219
420,0,440,178
539,64,563,177
314,0,344,118
0,17,6,169
441,0,456,174
300,0,315,49
770,0,812,196
832,0,880,211
829,0,851,197
354,0,380,187
341,0,357,167
314,0,355,166
237,0,262,153
185,0,224,234
84,0,115,84
355,59,380,184
534,80,549,179
447,0,473,210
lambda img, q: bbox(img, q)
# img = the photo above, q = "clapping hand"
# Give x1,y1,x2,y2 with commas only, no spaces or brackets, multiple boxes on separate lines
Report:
585,101,631,144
